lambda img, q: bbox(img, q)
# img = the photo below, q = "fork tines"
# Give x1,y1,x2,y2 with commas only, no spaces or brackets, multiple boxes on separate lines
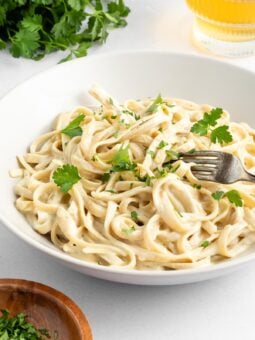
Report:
180,151,222,180
180,151,221,165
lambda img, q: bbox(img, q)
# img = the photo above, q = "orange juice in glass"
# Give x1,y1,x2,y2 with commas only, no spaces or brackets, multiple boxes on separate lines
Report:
186,0,255,56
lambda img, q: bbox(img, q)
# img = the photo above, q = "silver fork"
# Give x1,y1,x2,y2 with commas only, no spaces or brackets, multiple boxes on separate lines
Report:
180,151,255,184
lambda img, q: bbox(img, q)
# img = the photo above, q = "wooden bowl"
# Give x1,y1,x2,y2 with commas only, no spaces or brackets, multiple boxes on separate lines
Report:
0,279,92,340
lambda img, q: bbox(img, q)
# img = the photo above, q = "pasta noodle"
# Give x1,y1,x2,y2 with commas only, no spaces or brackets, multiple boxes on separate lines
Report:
10,85,255,270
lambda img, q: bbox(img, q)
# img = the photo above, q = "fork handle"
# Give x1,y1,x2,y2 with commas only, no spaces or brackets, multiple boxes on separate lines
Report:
242,170,255,182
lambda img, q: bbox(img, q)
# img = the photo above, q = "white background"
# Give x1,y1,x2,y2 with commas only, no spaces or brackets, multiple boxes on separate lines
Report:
1,1,255,339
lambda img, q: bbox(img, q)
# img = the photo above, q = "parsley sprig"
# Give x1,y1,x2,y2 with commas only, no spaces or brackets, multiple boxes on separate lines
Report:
53,164,81,192
0,309,55,339
111,145,135,172
212,189,243,207
100,145,136,183
122,226,136,236
191,108,233,145
0,0,130,62
130,211,138,222
200,240,210,248
146,94,163,113
61,114,85,138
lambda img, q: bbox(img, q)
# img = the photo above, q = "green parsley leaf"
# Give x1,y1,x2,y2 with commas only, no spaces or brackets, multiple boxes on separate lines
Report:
210,125,233,145
158,140,168,149
10,29,40,59
73,41,92,58
0,37,6,50
224,190,243,207
122,226,136,236
21,15,43,33
190,120,208,136
146,94,163,113
147,150,156,159
61,114,85,138
91,154,99,161
200,240,210,248
154,163,179,178
111,145,136,172
53,164,81,193
165,150,180,160
68,0,87,11
192,183,202,189
130,211,138,222
202,108,223,126
186,148,196,154
137,174,152,186
102,173,111,183
106,189,116,193
212,191,225,200
212,190,243,207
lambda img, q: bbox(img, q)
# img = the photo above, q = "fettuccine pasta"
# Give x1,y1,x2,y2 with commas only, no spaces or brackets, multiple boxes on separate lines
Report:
10,86,255,270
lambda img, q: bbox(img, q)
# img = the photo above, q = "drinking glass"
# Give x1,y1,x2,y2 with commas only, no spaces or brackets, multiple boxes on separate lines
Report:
186,0,255,57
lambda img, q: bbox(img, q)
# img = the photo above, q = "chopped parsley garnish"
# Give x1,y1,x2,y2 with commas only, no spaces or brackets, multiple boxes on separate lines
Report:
0,309,54,339
102,173,111,183
123,109,140,120
200,240,210,248
136,173,152,186
212,190,243,207
91,154,99,161
192,183,202,189
100,145,136,182
155,168,169,178
154,163,180,179
61,114,85,138
122,226,136,235
147,150,156,159
191,108,233,145
146,94,163,113
111,145,136,172
224,190,243,207
131,211,138,222
158,140,168,149
186,148,196,154
106,189,116,193
211,191,225,201
53,164,81,193
175,209,183,217
165,150,180,160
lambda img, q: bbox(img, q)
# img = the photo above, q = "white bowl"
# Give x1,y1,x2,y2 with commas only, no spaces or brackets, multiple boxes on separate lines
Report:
1,51,255,285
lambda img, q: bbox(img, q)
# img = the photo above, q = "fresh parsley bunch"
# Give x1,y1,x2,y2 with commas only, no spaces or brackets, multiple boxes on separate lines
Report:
0,309,53,339
0,0,130,62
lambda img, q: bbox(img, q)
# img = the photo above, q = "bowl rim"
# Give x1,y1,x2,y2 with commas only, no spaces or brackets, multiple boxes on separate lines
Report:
1,49,255,278
0,278,92,339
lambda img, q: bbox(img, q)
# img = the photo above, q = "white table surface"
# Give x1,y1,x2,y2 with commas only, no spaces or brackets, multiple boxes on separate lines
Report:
1,1,255,339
